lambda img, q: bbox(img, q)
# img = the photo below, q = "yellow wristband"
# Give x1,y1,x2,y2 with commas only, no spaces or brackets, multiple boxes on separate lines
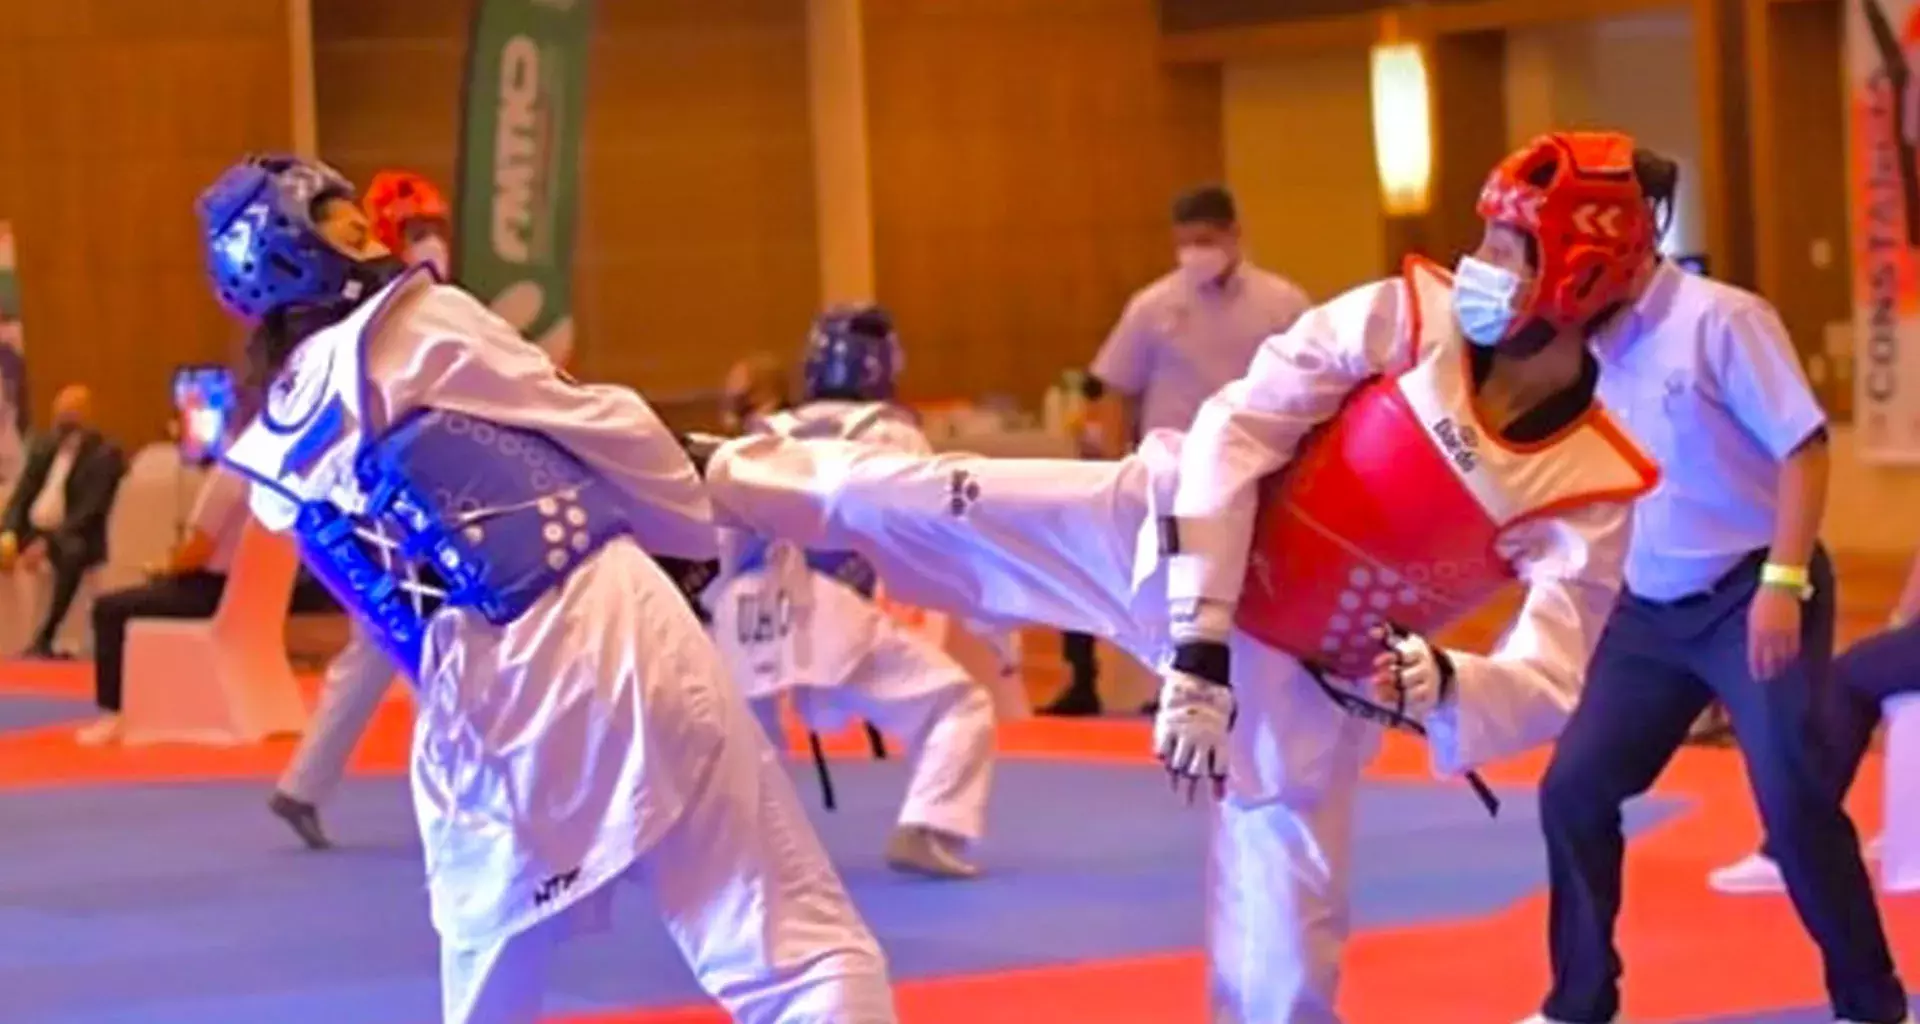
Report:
1760,562,1813,599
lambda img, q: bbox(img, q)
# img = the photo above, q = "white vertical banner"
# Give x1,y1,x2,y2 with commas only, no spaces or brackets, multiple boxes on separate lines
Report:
1849,0,1920,462
0,222,24,484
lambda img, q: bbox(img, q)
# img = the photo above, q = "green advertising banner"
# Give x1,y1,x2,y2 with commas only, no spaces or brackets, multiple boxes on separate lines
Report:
457,0,594,364
0,221,25,478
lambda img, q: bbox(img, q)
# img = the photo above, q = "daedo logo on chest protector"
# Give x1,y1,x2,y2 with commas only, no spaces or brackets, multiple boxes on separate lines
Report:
1429,416,1480,474
736,585,796,648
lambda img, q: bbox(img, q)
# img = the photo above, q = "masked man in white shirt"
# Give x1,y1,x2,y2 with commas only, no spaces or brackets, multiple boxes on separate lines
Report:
1047,185,1311,717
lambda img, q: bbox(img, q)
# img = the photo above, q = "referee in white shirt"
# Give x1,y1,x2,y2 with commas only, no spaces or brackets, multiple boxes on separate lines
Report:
1047,185,1310,716
1527,153,1908,1024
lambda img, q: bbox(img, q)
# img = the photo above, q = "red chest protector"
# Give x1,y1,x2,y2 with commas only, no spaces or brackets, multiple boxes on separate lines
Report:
1232,258,1658,679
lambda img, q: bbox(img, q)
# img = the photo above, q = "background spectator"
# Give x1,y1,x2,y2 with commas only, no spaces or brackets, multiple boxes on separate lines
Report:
0,384,125,658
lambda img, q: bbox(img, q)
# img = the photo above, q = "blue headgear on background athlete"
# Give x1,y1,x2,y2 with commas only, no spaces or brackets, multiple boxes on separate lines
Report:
197,154,394,322
803,304,901,402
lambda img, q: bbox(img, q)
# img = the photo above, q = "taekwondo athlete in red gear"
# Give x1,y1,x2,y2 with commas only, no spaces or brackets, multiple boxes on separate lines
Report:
199,155,896,1024
1160,130,1664,1022
690,130,1665,1023
705,306,999,880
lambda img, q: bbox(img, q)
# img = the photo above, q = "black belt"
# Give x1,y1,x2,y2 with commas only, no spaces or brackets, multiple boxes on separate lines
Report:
1629,548,1769,609
1306,666,1502,817
808,723,890,812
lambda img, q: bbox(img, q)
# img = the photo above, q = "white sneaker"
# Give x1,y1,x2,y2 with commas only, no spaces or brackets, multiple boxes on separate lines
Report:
1707,851,1785,894
73,714,122,747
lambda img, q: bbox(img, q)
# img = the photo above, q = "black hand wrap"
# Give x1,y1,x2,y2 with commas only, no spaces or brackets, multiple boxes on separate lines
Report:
1171,639,1232,689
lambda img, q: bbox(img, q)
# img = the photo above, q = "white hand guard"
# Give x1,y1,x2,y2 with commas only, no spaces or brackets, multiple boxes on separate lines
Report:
1153,667,1235,801
1383,628,1451,719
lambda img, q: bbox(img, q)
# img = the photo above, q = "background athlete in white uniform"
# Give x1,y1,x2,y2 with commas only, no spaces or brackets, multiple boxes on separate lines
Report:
698,132,1665,1023
199,155,895,1024
707,306,997,880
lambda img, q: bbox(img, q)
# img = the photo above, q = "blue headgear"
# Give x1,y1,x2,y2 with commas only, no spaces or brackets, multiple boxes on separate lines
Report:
803,304,901,402
197,154,372,321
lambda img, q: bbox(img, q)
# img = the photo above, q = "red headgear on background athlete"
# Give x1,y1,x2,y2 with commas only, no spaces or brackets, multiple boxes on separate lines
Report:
362,170,452,276
1454,131,1654,352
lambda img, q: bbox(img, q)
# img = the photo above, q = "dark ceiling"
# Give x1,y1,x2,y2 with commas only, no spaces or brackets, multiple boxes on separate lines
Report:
1161,0,1481,34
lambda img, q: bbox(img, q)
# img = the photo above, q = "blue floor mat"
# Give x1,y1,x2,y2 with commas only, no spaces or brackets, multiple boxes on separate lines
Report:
1682,1000,1919,1023
0,693,92,736
0,758,1685,1023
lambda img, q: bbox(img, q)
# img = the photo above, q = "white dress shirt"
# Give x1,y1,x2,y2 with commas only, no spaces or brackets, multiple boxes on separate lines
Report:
1593,260,1828,601
1092,261,1311,435
27,433,80,532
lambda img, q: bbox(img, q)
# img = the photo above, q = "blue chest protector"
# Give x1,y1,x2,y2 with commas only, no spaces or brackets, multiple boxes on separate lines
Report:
733,405,884,599
294,409,633,674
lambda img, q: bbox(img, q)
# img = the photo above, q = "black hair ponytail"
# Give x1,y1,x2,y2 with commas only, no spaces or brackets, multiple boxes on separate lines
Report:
1633,147,1680,243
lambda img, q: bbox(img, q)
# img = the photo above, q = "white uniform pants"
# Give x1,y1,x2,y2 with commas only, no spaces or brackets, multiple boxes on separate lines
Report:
440,711,897,1024
712,436,1370,1019
1208,713,1367,1024
797,623,996,841
278,623,398,804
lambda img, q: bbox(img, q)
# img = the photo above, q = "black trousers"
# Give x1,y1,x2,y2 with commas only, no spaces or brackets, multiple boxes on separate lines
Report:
1060,630,1098,697
91,572,228,712
91,572,341,713
28,541,93,654
1759,615,1920,860
1538,548,1907,1023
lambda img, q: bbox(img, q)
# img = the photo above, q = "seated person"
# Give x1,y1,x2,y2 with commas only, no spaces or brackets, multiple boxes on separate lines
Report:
74,461,332,745
1708,547,1920,893
0,385,126,658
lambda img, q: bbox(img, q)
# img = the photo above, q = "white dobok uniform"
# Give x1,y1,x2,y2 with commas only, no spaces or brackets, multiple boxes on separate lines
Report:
706,401,996,846
277,619,398,805
705,259,1658,1023
222,268,894,1024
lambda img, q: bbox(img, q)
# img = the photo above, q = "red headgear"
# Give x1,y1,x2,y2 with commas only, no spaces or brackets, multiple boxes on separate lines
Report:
1474,131,1654,336
361,170,452,254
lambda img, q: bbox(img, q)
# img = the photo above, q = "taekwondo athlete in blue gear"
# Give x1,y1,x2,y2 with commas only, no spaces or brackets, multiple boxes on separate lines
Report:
197,154,897,1024
706,304,1001,880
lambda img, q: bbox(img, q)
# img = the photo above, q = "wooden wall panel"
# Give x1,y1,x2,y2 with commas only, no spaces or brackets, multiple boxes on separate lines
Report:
1162,0,1478,33
314,0,818,400
0,0,293,447
864,0,1223,404
1223,51,1383,300
1428,30,1511,266
311,0,467,191
1695,0,1757,288
1750,0,1849,414
579,1,818,395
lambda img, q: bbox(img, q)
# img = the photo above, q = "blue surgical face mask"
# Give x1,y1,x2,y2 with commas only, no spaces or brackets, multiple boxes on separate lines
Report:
1452,255,1524,347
